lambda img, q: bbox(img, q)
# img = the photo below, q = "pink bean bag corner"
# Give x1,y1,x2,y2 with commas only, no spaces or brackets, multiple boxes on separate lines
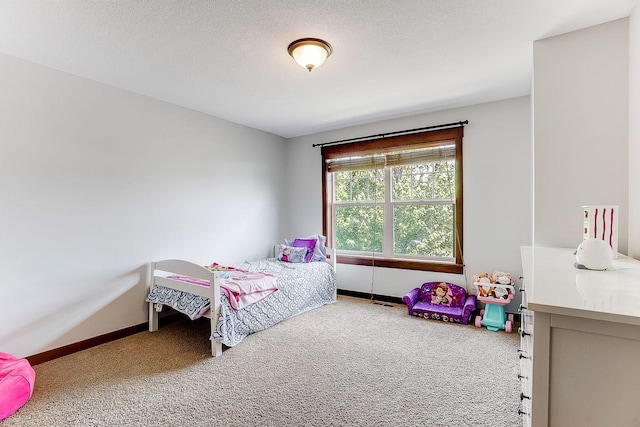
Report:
0,352,35,421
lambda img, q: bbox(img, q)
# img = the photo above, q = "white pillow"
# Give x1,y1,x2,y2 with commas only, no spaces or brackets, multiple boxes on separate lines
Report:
275,244,308,263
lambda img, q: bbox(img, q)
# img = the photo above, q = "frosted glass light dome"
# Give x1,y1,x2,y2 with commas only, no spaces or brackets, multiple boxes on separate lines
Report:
576,238,613,271
288,38,332,72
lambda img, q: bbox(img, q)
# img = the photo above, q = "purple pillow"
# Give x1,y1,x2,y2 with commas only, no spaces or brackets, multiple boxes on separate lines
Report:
285,235,327,261
292,238,316,263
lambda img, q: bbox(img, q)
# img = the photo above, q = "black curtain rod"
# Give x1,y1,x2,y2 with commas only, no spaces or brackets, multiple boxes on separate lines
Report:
312,120,468,148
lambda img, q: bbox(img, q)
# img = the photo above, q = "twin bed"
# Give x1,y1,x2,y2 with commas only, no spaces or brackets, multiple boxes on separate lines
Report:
147,244,336,357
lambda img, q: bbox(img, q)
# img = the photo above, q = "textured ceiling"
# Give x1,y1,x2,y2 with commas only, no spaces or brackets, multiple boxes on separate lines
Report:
0,0,637,138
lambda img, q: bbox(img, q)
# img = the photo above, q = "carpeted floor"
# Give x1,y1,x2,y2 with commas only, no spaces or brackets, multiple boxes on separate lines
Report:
4,296,521,427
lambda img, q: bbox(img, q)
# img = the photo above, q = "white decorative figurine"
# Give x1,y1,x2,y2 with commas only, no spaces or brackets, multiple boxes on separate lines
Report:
575,238,613,271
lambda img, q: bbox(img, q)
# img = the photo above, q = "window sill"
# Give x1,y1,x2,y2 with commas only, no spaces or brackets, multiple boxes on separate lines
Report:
336,254,464,274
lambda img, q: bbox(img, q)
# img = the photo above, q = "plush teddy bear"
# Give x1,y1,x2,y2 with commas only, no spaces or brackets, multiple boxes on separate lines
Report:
478,285,494,297
474,272,493,284
492,285,511,299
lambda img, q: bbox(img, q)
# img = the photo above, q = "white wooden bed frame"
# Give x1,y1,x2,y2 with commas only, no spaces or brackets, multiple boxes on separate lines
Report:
148,247,336,357
148,259,224,356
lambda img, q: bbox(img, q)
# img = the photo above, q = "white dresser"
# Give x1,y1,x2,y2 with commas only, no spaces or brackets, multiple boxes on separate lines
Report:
520,246,640,427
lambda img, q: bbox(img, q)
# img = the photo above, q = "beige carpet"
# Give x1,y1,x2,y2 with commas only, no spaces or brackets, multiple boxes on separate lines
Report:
4,296,521,427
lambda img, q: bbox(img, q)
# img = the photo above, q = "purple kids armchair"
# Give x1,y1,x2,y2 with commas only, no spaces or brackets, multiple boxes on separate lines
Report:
402,282,477,324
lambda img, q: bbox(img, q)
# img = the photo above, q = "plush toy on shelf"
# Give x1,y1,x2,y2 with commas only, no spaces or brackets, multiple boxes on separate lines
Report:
491,270,512,285
473,270,515,333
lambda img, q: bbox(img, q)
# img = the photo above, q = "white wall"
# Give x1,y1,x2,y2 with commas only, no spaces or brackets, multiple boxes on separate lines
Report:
0,53,287,358
285,96,533,312
533,19,629,253
629,6,640,260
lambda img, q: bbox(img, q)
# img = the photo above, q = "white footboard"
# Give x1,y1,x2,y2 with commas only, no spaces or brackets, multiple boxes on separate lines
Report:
148,259,223,357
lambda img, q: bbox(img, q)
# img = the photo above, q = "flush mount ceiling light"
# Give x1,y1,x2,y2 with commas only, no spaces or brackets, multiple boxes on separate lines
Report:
287,38,333,72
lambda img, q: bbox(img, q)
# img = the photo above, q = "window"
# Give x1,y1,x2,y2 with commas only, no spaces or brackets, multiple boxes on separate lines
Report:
322,127,463,273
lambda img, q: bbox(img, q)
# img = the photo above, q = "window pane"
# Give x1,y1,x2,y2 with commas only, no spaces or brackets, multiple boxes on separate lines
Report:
432,161,455,199
335,170,384,202
392,161,454,201
394,204,454,257
336,205,383,252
